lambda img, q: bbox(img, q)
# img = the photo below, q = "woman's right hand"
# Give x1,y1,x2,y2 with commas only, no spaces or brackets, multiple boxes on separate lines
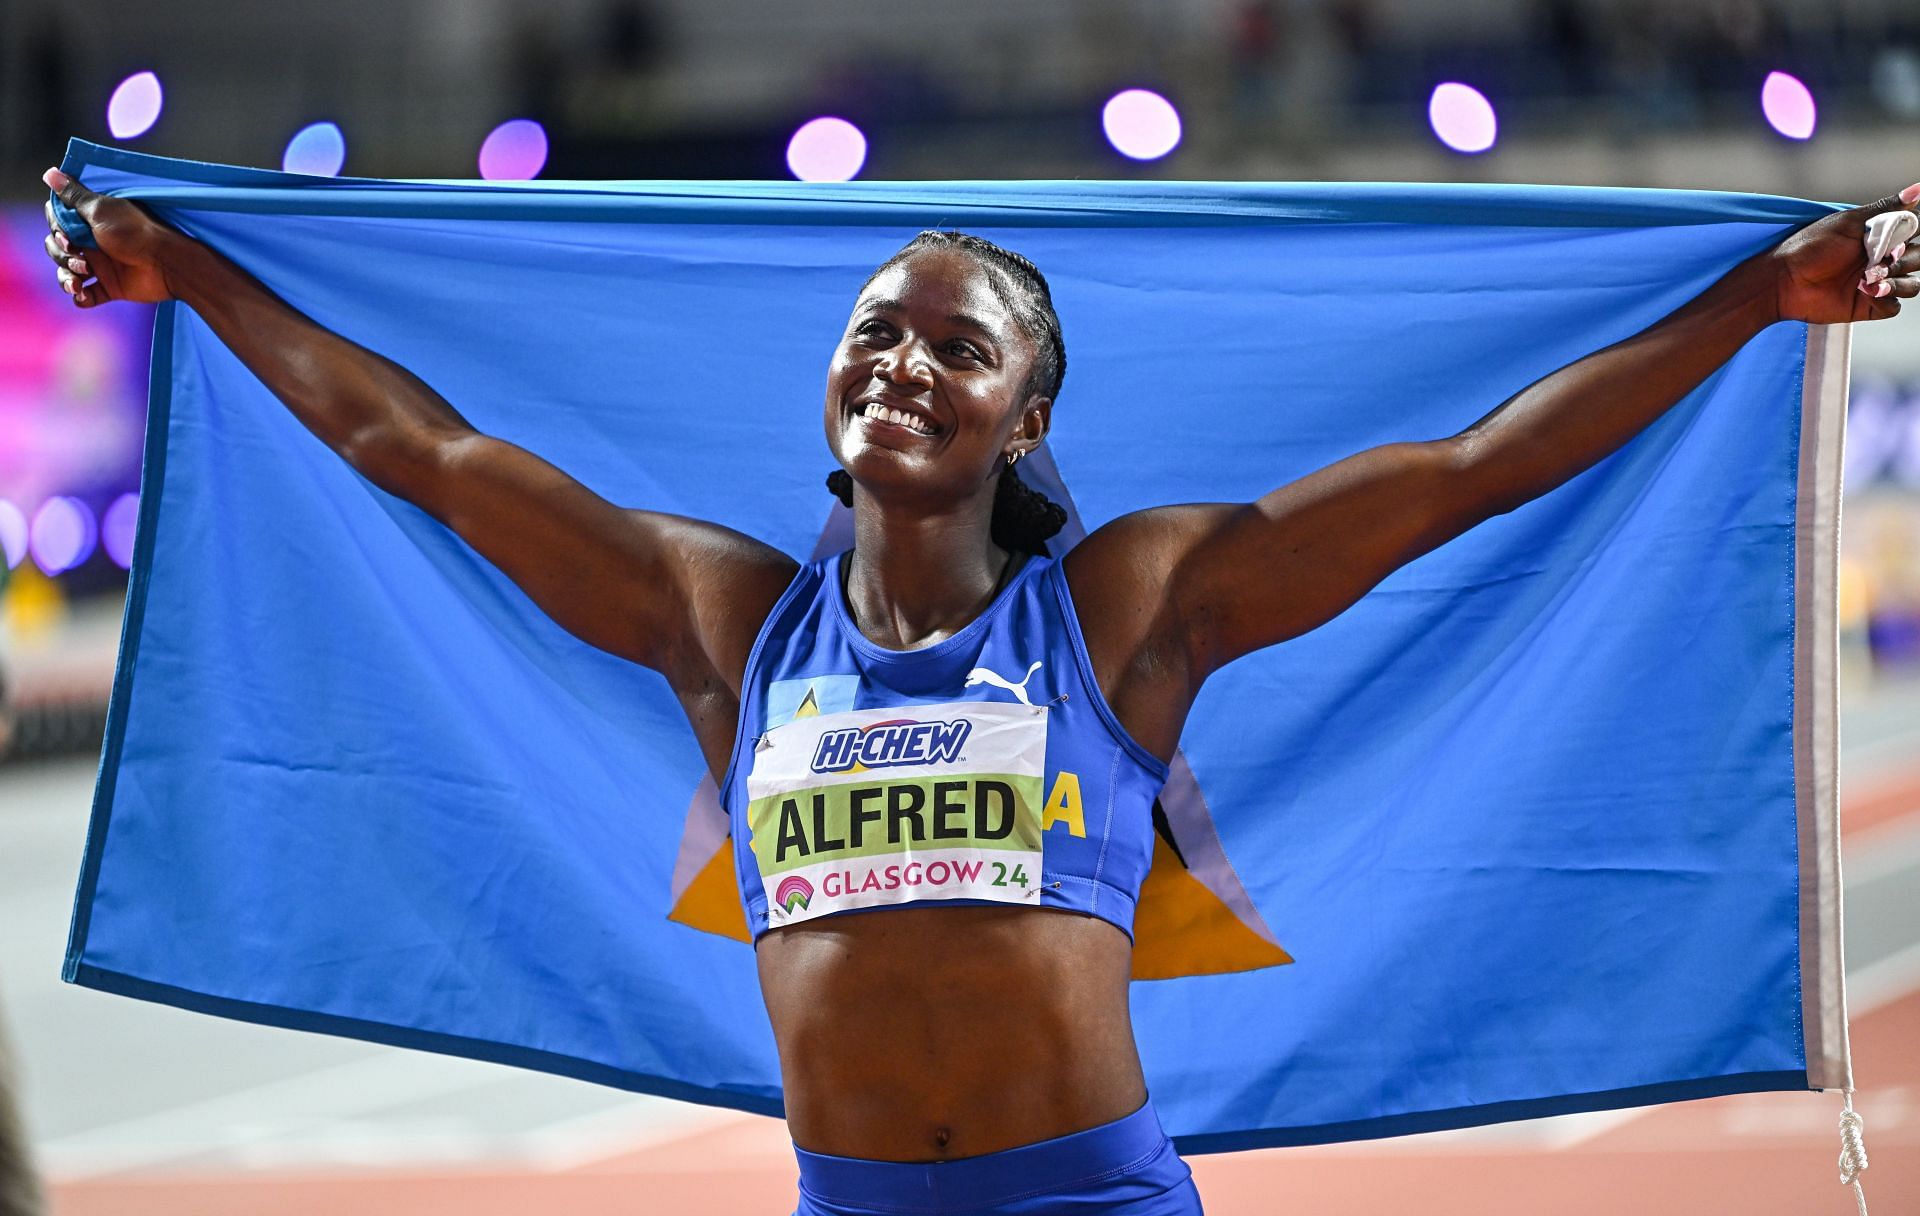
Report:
40,168,175,307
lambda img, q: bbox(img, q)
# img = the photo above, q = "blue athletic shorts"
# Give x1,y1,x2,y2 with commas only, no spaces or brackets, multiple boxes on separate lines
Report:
790,1100,1204,1215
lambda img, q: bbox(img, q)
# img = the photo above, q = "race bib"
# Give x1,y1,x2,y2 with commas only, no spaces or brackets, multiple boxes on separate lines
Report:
746,701,1048,927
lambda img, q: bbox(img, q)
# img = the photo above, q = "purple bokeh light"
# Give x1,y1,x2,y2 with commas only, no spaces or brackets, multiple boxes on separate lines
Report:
478,120,549,181
107,72,164,140
1761,71,1817,140
786,117,867,182
0,501,25,570
1429,83,1497,154
29,497,97,576
1101,90,1182,161
102,493,140,569
283,122,347,176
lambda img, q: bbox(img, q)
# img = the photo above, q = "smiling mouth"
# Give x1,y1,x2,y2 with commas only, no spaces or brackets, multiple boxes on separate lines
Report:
855,401,939,437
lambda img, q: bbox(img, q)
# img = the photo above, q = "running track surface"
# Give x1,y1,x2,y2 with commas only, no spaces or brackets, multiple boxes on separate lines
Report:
11,676,1919,1216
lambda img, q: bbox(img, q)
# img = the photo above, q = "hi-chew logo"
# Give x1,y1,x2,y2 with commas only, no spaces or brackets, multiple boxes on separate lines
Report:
775,874,813,914
810,718,972,773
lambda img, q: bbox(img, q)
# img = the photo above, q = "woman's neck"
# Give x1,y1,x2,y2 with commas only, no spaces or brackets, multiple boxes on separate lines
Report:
844,488,1012,651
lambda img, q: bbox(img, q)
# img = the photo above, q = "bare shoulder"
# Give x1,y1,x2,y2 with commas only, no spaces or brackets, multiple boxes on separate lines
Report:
646,513,800,696
1063,502,1244,629
640,514,799,785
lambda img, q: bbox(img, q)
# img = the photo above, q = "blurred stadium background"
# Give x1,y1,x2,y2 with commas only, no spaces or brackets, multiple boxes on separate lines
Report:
1,0,1917,1212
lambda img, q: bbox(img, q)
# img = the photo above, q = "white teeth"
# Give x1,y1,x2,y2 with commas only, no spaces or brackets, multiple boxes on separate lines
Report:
860,403,932,434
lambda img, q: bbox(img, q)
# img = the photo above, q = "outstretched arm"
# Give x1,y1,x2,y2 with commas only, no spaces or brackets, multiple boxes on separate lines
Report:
40,170,797,713
1069,186,1919,760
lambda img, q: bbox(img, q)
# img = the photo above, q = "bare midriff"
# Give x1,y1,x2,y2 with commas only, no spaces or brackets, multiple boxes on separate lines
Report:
756,904,1147,1162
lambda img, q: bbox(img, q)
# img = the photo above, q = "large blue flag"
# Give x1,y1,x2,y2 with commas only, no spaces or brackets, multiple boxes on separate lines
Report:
57,139,1852,1150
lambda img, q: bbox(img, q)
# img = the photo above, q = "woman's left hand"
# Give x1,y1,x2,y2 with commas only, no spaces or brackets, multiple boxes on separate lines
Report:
1771,183,1920,324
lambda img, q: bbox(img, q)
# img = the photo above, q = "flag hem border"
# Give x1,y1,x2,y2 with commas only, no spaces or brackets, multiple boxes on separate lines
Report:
1170,1069,1809,1153
1794,322,1851,1091
52,137,1843,231
61,299,175,983
65,963,787,1117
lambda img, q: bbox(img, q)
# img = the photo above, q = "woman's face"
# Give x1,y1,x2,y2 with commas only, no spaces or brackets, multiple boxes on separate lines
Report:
824,247,1049,505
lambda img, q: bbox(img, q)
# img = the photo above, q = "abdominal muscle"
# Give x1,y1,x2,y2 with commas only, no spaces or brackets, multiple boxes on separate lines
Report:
756,904,1148,1162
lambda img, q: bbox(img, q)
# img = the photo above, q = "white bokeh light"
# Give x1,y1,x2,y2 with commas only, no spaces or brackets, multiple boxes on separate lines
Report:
107,72,164,140
0,500,25,569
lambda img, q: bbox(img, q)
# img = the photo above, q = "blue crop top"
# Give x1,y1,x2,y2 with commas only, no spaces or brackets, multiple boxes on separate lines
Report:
720,550,1172,940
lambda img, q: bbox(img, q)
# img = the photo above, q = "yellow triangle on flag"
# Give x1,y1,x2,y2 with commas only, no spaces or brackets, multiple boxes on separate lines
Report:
1130,833,1292,980
667,837,751,942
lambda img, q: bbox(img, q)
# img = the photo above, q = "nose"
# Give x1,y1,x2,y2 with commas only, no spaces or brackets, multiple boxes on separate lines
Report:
873,340,934,390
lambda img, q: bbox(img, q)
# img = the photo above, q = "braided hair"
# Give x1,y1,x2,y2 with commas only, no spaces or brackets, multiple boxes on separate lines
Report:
828,230,1069,554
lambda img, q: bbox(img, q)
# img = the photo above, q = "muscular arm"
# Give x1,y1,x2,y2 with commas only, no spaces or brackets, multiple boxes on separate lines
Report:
1070,191,1918,760
43,171,796,708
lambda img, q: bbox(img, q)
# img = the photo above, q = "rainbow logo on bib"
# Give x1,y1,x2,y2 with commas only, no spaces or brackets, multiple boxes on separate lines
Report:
774,874,814,914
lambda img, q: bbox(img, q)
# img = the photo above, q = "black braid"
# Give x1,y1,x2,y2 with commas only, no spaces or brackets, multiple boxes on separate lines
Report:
826,463,1066,555
989,461,1069,554
827,230,1070,554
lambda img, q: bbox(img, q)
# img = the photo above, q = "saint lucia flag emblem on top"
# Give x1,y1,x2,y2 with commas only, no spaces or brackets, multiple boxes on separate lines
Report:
664,446,1293,981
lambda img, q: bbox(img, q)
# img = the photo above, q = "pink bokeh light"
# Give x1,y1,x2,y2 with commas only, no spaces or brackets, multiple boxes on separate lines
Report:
1761,71,1817,140
478,120,549,181
786,118,867,182
1428,83,1497,154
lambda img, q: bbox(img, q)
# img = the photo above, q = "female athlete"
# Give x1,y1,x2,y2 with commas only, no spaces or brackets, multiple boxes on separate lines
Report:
39,166,1920,1215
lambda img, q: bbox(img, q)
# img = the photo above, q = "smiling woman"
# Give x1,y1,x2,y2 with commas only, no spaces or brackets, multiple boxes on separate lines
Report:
39,158,1920,1216
826,230,1070,558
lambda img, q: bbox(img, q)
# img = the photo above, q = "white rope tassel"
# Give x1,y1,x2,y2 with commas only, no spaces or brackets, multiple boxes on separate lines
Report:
1837,1091,1870,1216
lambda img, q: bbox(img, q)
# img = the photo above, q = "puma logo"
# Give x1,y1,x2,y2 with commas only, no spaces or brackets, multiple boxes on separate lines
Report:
964,660,1044,707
